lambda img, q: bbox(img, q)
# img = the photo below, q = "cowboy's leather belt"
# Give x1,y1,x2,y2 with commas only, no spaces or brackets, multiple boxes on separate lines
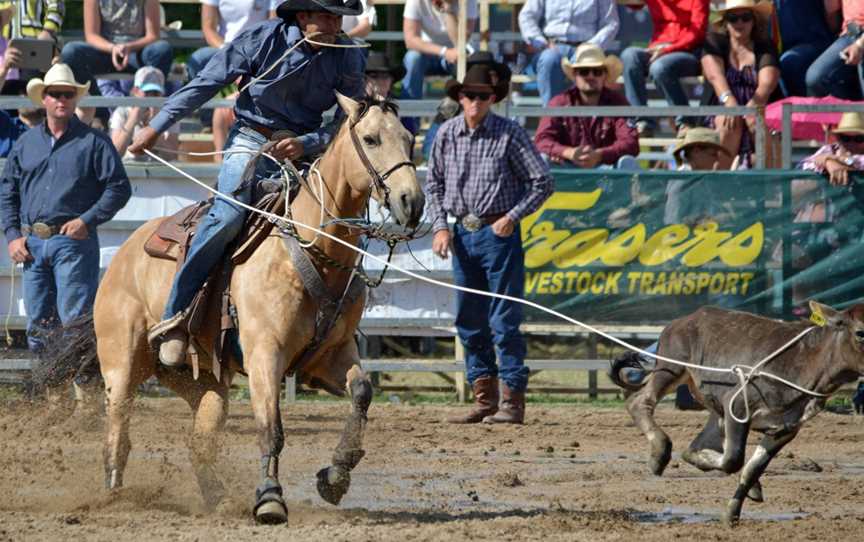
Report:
459,213,506,232
22,220,69,239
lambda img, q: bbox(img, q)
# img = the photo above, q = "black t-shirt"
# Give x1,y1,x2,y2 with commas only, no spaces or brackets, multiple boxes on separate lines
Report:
700,32,783,103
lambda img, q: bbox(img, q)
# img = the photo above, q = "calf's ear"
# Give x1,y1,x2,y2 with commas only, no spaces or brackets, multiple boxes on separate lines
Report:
848,304,864,324
809,300,844,326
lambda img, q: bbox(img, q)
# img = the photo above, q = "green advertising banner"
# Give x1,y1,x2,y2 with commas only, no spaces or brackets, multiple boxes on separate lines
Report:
521,170,864,323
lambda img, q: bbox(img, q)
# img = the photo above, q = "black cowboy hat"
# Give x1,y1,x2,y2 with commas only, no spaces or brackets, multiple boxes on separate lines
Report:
466,51,511,84
365,51,406,81
276,0,363,21
445,64,508,102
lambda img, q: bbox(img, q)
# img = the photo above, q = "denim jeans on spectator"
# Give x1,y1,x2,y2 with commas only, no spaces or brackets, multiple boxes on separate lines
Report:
61,40,174,95
401,49,454,101
526,43,576,106
162,124,280,319
779,42,832,97
23,233,100,352
621,47,702,128
805,35,864,100
451,223,529,392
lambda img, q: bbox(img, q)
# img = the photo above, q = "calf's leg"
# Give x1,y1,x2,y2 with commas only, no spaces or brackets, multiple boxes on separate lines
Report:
724,430,797,525
626,366,687,475
678,405,749,474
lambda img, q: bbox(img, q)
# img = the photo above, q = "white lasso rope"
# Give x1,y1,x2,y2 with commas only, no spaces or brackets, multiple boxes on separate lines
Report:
141,149,830,419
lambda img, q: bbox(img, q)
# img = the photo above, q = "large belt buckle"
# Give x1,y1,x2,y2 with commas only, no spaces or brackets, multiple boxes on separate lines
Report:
461,213,483,233
31,222,54,240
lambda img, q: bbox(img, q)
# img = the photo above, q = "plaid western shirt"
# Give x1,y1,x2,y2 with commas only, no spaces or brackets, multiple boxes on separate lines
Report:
426,112,554,232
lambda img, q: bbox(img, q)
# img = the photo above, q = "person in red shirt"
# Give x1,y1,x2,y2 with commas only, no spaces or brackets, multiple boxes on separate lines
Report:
534,44,639,168
620,0,710,134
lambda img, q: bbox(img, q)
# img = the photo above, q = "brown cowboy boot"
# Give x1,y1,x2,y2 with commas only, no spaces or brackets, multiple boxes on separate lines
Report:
483,382,525,424
447,376,498,424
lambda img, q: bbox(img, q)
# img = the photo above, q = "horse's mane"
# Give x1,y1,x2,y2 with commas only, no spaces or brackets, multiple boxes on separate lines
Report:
355,94,399,119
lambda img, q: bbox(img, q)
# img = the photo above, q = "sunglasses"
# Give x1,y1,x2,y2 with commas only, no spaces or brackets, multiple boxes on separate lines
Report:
724,12,754,23
461,91,492,101
45,90,76,100
576,67,606,77
838,134,864,143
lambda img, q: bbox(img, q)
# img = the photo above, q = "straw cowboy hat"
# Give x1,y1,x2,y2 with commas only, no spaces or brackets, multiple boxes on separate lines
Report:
672,127,731,160
26,63,89,107
561,44,623,88
445,64,508,102
276,0,362,22
832,112,864,135
713,0,774,27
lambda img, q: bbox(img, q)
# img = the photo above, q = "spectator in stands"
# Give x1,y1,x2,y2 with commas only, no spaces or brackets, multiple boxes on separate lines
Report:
806,0,864,100
0,63,130,353
110,67,178,161
342,0,375,38
60,0,173,96
534,44,639,169
187,0,278,83
364,50,404,97
775,0,839,97
401,0,477,104
0,0,63,80
427,65,553,425
129,0,366,367
800,112,864,185
0,47,43,157
701,0,782,169
620,0,710,135
518,0,619,106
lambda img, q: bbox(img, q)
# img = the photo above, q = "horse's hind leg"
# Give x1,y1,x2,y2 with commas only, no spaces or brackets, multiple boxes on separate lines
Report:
102,346,151,489
724,430,797,525
156,366,229,510
317,365,373,505
626,366,688,475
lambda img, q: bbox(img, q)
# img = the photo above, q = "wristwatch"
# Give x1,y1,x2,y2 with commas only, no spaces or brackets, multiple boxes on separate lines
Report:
719,91,732,104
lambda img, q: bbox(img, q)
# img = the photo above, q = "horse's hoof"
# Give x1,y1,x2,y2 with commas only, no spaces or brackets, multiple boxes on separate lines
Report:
723,498,742,526
316,466,350,505
255,499,288,525
747,481,764,503
105,469,123,490
649,440,672,476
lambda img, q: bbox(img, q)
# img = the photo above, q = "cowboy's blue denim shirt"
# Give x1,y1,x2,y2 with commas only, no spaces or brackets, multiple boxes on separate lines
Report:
150,19,366,156
0,116,132,242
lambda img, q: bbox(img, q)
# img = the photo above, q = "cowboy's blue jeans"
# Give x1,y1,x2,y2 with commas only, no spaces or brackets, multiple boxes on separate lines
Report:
61,40,174,95
805,35,864,100
621,47,702,128
23,233,100,352
162,125,279,319
452,223,529,392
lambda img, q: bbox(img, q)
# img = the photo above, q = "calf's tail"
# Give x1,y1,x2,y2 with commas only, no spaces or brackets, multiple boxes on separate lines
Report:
608,351,650,391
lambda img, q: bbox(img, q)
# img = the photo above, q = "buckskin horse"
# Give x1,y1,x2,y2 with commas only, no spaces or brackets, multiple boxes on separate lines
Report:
611,301,864,524
93,93,424,524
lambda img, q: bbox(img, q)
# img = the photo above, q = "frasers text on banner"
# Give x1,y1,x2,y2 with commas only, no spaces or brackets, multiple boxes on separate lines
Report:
520,192,764,269
525,271,755,296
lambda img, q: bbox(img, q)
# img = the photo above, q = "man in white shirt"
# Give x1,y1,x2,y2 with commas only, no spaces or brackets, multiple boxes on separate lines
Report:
518,0,619,106
401,0,478,103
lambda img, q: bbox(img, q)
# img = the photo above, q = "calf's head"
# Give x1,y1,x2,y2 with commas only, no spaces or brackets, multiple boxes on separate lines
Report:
809,300,864,372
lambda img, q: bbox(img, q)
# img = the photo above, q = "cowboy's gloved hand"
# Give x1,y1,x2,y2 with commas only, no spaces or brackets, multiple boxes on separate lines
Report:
273,137,304,162
129,126,160,155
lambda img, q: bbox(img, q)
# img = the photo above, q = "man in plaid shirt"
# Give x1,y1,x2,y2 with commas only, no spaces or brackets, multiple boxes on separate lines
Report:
427,64,553,425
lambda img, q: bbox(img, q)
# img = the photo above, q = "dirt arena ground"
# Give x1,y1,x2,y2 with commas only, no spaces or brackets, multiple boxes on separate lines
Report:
1,396,864,541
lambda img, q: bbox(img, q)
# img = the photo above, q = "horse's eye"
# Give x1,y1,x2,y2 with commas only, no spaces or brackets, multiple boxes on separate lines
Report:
363,135,379,146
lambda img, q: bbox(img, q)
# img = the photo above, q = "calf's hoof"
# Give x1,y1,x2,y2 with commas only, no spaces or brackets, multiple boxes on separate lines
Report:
254,495,288,525
747,481,763,502
648,439,672,476
722,498,742,526
316,465,351,505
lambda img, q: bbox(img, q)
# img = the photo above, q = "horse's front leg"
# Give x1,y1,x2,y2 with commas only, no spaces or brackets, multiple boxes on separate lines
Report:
317,364,373,505
247,351,289,524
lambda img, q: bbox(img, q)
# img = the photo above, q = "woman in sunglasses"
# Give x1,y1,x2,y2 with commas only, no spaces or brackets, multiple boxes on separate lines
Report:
701,0,782,169
800,112,864,186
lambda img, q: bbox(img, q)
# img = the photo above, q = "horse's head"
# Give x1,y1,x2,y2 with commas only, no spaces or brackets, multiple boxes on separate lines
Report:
335,92,425,229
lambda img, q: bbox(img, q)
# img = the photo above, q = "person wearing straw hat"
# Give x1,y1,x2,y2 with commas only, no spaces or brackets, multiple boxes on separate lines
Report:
800,112,864,186
620,0,710,135
805,0,864,100
427,65,553,425
701,0,782,170
0,63,131,353
129,0,366,367
535,44,638,169
517,0,619,106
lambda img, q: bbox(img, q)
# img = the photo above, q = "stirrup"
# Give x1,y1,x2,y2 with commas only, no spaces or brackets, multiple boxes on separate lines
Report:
147,310,189,347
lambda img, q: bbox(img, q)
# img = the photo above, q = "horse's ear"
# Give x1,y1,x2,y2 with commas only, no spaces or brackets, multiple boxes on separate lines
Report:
809,300,844,326
336,92,363,123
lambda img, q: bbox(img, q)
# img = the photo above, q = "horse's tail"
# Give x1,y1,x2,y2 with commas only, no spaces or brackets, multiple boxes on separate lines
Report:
26,314,99,398
608,351,650,392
